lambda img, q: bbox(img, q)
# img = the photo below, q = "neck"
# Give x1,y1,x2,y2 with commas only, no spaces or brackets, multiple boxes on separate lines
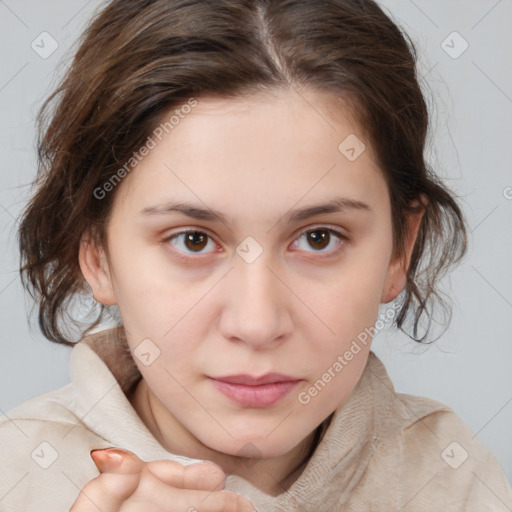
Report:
129,378,320,496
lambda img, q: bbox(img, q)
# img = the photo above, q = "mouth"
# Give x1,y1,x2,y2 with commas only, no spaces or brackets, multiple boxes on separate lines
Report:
208,373,302,408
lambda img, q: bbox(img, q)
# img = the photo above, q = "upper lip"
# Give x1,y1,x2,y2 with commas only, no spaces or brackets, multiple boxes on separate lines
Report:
209,373,300,386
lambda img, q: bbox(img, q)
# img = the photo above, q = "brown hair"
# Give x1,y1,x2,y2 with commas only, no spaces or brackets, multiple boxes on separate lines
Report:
18,0,467,346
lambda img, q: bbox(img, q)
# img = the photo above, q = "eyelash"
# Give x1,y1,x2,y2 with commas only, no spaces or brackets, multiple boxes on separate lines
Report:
163,226,349,262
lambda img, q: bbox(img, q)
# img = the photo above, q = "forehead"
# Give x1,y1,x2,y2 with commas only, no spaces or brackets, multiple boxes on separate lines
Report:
113,88,387,218
176,88,367,136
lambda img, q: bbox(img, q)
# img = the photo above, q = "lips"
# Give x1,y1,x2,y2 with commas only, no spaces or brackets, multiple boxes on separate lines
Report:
208,373,302,408
210,372,298,386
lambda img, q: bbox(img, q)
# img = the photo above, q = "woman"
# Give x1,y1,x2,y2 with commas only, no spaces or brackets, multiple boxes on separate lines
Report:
1,0,511,510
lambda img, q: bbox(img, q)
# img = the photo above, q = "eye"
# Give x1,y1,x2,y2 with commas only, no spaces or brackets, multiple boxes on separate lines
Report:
165,226,347,260
291,227,347,254
166,229,218,256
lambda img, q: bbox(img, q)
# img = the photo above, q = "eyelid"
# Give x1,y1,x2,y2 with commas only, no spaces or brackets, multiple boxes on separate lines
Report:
292,223,349,240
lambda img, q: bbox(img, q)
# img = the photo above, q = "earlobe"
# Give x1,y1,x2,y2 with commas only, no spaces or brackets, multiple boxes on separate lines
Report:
381,201,426,303
78,236,117,306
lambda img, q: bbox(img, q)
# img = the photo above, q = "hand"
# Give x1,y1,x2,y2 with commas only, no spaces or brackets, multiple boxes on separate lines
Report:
70,447,256,511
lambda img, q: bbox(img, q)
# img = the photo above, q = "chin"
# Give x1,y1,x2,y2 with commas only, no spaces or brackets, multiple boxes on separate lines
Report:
202,427,303,460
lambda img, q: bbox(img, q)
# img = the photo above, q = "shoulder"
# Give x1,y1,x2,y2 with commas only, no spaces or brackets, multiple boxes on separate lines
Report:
0,386,112,511
362,392,512,511
0,383,112,451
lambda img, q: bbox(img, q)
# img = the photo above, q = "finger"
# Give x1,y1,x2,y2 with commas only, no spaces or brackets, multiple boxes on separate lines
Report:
70,472,142,512
70,449,146,511
145,460,226,492
190,490,257,512
90,448,145,474
91,448,226,492
128,467,255,512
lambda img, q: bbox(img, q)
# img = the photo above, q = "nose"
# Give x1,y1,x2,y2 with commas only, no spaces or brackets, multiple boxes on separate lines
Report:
218,254,293,350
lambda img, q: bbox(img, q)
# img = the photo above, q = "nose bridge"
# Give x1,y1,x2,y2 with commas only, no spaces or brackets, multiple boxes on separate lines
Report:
220,250,290,347
238,254,276,306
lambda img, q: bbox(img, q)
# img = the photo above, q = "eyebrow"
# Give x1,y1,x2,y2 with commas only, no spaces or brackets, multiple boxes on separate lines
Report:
140,196,372,226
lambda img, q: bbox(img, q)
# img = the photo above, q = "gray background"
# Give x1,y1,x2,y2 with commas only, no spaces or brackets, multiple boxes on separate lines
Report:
1,0,511,485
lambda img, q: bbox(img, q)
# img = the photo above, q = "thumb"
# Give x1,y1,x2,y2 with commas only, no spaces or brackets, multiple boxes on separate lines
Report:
90,447,145,474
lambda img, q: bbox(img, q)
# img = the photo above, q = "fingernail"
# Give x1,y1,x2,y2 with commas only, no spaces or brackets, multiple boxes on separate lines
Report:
90,448,126,472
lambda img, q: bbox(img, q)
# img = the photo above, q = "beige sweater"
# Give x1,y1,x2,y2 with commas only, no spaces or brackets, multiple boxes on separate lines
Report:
1,327,511,511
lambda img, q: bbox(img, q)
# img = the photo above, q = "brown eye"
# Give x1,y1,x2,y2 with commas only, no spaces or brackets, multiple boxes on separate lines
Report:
307,229,330,250
168,230,216,255
292,227,345,254
184,231,208,252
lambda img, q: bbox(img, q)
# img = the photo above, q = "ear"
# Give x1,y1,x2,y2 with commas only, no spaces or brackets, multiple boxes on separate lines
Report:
78,234,117,306
381,199,426,303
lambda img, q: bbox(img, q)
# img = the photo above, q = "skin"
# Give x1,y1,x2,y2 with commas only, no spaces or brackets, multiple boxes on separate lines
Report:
71,448,255,511
79,87,424,499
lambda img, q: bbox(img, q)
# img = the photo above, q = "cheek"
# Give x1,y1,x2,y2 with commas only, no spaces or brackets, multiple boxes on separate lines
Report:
295,242,391,404
295,268,384,413
105,236,186,333
109,264,209,371
112,273,177,339
311,249,390,338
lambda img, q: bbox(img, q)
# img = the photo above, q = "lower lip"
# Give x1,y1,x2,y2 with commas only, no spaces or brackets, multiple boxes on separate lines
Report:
209,379,301,408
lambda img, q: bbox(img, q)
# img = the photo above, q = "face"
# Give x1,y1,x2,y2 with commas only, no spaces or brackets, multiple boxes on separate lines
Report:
81,88,417,460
